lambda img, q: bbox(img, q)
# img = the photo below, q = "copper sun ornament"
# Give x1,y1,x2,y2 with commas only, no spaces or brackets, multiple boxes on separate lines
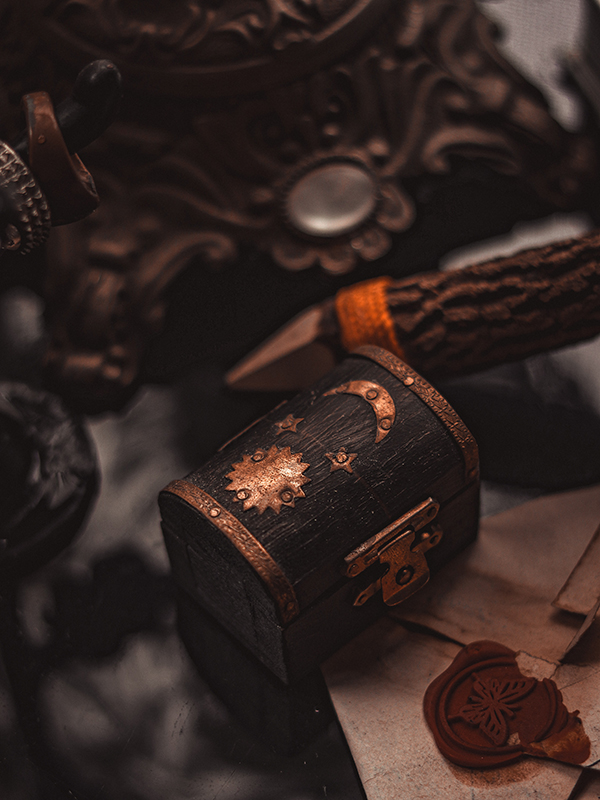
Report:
226,445,311,514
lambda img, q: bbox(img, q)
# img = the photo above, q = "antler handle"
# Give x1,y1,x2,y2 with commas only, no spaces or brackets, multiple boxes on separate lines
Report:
336,230,600,379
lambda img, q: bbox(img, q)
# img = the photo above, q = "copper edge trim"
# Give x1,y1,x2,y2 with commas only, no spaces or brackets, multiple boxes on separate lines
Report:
354,346,479,480
163,479,300,625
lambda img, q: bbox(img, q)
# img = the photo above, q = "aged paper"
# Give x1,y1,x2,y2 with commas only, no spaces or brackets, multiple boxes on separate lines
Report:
394,485,600,661
324,619,582,800
554,523,600,615
324,485,600,798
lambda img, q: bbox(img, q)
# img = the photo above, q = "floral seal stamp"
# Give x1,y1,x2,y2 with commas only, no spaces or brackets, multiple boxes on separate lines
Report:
423,640,590,768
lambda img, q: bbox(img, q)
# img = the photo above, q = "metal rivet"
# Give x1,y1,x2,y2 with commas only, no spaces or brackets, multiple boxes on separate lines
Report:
366,389,378,400
281,490,293,503
380,418,392,430
237,489,249,500
209,508,220,518
396,566,415,586
322,123,340,139
404,377,414,386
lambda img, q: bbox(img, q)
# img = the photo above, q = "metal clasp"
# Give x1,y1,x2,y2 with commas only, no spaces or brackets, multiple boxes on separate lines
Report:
344,497,443,607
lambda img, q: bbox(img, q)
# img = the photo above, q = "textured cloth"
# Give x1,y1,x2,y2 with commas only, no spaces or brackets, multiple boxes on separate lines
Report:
335,277,406,360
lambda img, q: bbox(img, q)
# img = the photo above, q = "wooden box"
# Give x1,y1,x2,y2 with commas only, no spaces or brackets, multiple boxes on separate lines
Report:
176,588,333,754
159,346,479,683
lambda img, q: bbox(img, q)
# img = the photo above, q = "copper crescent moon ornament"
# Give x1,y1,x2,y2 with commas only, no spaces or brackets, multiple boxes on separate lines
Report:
324,380,395,442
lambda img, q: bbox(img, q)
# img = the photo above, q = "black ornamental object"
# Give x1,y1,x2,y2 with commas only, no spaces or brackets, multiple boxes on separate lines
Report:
2,0,598,409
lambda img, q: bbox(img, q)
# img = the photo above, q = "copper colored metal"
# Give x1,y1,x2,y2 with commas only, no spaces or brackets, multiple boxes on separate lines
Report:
161,347,479,681
225,445,311,514
424,640,591,768
162,479,300,624
323,380,396,443
345,496,441,575
358,346,479,479
274,414,304,435
22,91,99,225
325,447,357,474
345,496,442,607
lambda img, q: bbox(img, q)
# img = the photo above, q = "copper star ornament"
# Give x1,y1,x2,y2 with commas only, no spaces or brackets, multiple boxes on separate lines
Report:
325,447,357,474
274,414,304,435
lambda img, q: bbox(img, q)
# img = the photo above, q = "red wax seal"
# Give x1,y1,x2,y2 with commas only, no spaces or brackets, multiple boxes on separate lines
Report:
423,640,590,768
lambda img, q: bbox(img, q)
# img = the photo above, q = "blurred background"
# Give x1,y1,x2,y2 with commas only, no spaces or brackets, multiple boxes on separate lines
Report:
3,0,600,797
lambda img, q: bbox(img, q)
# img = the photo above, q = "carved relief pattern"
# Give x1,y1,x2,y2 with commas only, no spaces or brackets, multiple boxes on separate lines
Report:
0,0,596,405
43,0,358,64
453,676,535,746
424,640,592,768
85,0,592,274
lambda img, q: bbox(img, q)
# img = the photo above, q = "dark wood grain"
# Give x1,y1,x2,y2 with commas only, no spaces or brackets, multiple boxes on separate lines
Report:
160,349,479,682
176,589,333,754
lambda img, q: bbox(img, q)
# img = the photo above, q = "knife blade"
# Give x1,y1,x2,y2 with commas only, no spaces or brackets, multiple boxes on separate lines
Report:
227,229,600,391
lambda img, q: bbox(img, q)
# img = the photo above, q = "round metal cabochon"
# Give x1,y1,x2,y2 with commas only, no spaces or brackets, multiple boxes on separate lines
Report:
286,162,377,238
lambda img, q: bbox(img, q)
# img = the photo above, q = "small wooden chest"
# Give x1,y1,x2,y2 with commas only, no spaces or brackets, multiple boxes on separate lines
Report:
159,346,479,683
